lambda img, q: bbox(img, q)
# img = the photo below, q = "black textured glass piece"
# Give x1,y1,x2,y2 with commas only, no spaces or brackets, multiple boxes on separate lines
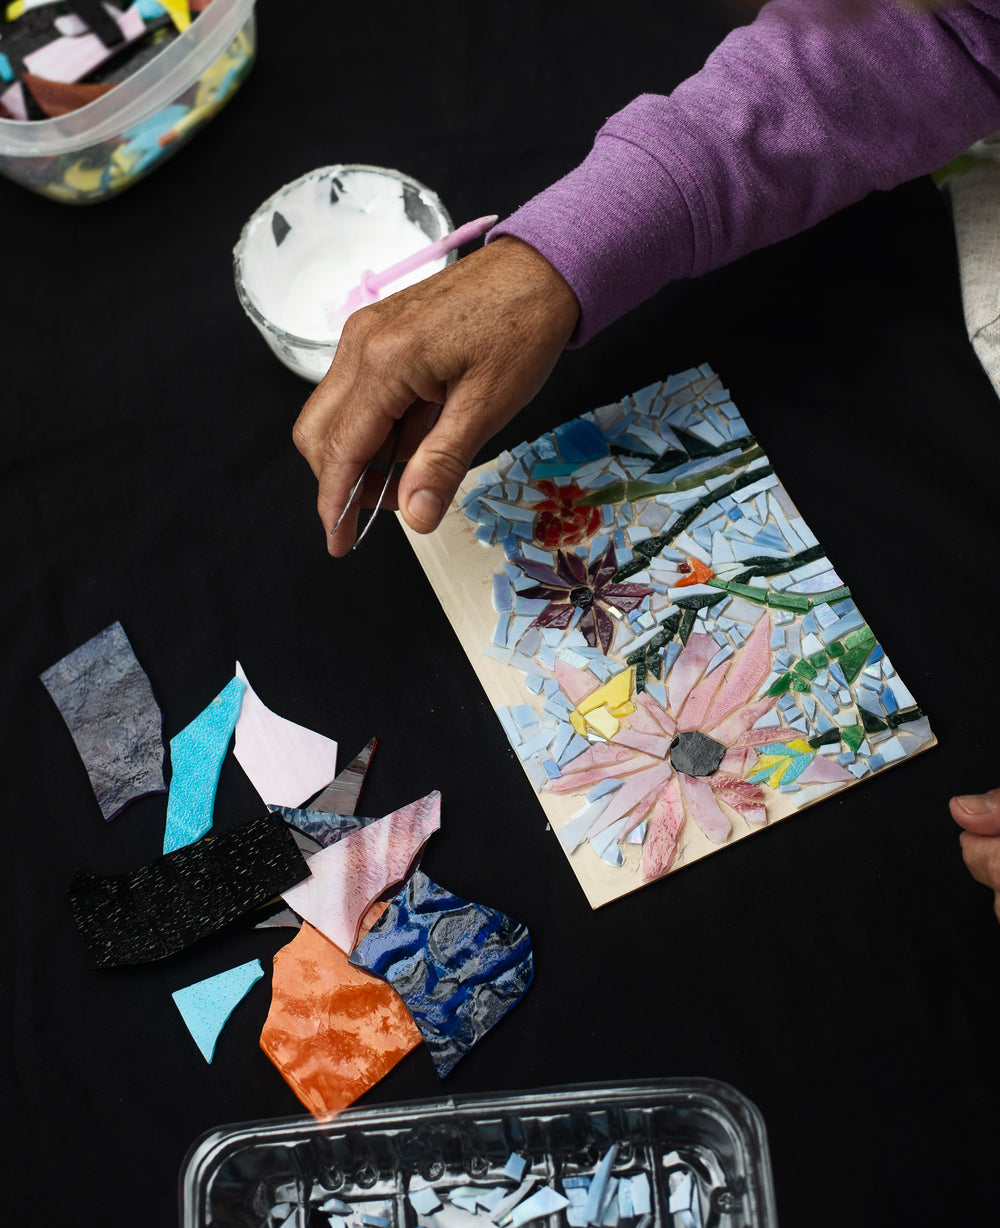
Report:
669,731,726,776
272,210,291,246
728,543,827,585
674,591,726,612
808,728,841,748
645,447,689,474
887,706,925,729
859,707,888,734
635,659,647,693
678,608,698,645
645,651,663,679
569,585,594,608
68,813,308,969
611,557,651,583
672,425,720,459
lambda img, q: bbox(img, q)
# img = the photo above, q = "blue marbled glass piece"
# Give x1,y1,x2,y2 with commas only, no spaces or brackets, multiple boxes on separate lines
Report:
349,870,533,1078
40,621,166,821
271,806,383,848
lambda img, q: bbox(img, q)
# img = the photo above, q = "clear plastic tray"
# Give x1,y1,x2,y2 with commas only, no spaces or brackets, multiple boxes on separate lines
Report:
180,1078,778,1228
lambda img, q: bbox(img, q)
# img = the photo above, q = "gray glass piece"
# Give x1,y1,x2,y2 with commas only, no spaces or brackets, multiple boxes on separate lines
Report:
40,621,166,821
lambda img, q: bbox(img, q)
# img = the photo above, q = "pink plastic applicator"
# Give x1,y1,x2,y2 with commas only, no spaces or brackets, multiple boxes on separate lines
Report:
326,214,498,331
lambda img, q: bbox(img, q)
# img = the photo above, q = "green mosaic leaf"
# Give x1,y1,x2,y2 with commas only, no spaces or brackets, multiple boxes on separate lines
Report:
842,725,865,753
794,659,818,681
767,672,792,697
808,728,840,749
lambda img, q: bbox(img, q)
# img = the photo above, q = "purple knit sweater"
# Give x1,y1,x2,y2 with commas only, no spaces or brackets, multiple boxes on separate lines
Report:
491,0,1000,346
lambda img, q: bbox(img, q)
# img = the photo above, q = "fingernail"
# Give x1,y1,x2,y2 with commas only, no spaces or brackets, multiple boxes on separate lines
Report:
408,488,444,529
954,793,997,816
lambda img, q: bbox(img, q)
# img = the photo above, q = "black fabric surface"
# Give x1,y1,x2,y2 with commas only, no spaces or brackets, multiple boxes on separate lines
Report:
2,2,999,1225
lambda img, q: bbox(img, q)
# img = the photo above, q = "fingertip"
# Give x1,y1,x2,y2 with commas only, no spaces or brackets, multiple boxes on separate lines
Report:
403,487,446,533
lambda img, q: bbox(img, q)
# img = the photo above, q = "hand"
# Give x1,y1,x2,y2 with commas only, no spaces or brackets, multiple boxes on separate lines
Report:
951,789,1000,921
292,236,581,555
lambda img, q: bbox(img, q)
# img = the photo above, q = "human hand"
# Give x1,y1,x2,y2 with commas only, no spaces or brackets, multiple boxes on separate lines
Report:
951,789,1000,921
292,235,581,555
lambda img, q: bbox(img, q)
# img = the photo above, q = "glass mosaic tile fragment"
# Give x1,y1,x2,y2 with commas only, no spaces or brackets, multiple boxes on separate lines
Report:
306,735,377,815
68,812,308,968
349,869,533,1078
271,805,383,848
40,620,166,821
281,792,441,953
163,675,245,854
259,917,422,1117
233,662,339,808
172,958,264,1062
400,365,936,908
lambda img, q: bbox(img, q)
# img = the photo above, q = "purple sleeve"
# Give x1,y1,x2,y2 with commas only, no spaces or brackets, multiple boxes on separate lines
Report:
490,0,1000,346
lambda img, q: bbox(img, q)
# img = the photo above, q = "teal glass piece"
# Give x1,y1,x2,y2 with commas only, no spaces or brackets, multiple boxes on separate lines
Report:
172,959,264,1062
552,418,606,463
163,676,245,854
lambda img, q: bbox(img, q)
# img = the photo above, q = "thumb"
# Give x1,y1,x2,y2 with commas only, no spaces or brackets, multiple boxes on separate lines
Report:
950,788,1000,836
396,380,522,533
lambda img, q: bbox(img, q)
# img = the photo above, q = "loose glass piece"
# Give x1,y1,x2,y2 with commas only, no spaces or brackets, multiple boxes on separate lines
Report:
306,736,377,816
282,791,441,952
349,870,533,1078
273,805,383,848
260,919,421,1116
233,662,339,808
172,958,263,1062
68,812,308,968
40,620,166,821
163,675,245,854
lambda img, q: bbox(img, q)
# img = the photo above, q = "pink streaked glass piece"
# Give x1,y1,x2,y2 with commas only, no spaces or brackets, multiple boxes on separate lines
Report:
677,773,732,843
233,662,338,808
641,775,685,880
667,634,719,714
281,791,442,953
702,613,772,729
708,695,778,746
634,691,677,737
677,661,727,732
559,742,644,775
611,728,670,758
24,4,146,84
625,701,667,737
586,763,674,836
554,660,600,707
797,754,855,784
713,776,767,825
547,752,659,792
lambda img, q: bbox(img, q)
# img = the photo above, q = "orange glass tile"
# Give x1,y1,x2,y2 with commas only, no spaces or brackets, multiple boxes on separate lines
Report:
260,914,421,1118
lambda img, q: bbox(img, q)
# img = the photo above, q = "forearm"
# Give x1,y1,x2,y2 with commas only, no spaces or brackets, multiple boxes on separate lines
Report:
492,0,1000,344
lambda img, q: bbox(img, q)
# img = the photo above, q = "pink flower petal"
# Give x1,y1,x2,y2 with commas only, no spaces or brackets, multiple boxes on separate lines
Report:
625,702,665,736
555,659,601,707
641,775,685,881
612,729,670,758
546,753,660,793
718,747,754,776
707,695,777,747
668,634,719,714
559,743,636,774
586,763,674,836
702,614,773,730
677,660,727,732
678,773,732,843
732,724,802,749
713,775,767,826
797,754,854,784
635,692,677,737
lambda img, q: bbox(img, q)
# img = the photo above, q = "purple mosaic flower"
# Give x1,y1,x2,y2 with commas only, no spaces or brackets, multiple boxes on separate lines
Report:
515,540,652,654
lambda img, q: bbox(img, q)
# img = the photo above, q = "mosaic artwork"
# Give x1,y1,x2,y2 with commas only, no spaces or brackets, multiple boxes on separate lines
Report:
401,364,936,908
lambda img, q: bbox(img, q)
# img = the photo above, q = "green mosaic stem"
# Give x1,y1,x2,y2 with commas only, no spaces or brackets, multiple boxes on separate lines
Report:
577,445,766,509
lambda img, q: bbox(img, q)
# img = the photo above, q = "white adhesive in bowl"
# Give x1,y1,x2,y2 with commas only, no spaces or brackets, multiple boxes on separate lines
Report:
235,166,452,380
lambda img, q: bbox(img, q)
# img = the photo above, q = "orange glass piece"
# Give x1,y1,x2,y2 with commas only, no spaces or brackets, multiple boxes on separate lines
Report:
674,557,715,587
260,916,422,1118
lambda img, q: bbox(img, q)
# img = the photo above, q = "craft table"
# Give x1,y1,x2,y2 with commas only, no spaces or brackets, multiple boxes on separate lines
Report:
3,2,999,1224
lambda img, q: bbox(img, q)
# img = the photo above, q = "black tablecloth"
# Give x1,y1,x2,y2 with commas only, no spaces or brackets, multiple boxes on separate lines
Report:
4,3,999,1224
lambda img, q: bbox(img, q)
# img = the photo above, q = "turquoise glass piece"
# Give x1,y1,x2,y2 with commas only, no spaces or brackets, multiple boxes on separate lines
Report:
172,959,264,1062
163,676,245,854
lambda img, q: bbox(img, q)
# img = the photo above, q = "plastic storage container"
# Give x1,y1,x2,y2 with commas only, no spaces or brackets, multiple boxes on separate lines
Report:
0,0,256,204
180,1078,779,1228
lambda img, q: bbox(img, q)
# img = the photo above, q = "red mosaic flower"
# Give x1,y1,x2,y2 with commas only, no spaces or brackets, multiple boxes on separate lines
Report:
532,480,601,548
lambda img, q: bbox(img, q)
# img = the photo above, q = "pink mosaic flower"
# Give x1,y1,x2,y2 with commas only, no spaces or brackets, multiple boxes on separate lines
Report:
546,613,808,881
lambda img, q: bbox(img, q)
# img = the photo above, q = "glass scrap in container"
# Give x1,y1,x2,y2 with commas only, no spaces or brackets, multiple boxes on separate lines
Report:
400,364,935,909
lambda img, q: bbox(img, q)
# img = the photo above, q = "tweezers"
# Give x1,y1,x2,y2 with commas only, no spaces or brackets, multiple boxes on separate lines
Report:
329,423,401,551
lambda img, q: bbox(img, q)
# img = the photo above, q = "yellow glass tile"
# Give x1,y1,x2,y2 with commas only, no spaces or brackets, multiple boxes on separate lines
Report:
161,0,191,31
584,706,620,740
609,702,635,718
569,710,587,738
578,667,633,715
62,161,104,193
788,738,814,754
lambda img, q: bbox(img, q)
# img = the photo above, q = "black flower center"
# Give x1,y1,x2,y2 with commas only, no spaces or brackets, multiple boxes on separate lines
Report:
569,586,594,608
669,730,726,777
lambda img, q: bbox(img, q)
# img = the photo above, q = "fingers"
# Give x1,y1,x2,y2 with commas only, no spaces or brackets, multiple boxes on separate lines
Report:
949,788,1000,836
